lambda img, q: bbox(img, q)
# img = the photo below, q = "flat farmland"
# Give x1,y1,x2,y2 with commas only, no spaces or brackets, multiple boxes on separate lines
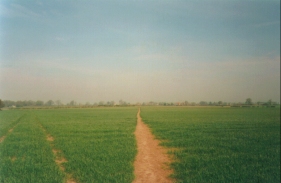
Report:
0,108,138,183
0,107,280,183
0,112,64,182
141,107,280,182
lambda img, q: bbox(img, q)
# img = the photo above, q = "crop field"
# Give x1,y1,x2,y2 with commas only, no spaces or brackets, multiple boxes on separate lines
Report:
0,106,280,183
141,107,280,182
0,108,138,183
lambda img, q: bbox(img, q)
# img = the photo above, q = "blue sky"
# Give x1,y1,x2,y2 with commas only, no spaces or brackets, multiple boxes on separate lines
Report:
0,0,280,104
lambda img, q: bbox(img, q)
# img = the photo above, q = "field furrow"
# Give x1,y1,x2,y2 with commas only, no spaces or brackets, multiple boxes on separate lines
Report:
0,111,26,143
0,118,22,143
37,118,76,183
35,108,137,183
0,112,64,183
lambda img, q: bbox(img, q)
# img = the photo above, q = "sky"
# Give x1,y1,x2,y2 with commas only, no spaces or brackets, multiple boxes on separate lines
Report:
0,0,280,104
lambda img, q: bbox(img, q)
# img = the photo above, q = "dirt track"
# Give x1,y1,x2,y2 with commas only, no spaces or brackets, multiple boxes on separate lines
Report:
133,108,174,183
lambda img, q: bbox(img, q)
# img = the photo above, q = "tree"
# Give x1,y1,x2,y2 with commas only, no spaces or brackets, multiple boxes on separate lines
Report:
245,98,252,105
46,100,54,106
0,99,5,109
36,100,44,106
27,100,35,106
69,100,76,106
3,100,14,107
55,100,62,106
15,101,24,107
199,101,208,106
267,99,272,106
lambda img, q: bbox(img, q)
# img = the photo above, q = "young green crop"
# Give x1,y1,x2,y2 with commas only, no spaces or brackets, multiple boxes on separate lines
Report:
3,106,277,183
141,107,280,183
0,112,64,182
34,107,138,183
0,110,25,137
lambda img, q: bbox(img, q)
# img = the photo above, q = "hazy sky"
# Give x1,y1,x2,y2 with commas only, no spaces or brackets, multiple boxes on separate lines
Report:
0,0,280,104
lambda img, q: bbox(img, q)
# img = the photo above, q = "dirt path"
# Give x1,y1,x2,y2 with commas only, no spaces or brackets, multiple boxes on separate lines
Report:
133,108,174,183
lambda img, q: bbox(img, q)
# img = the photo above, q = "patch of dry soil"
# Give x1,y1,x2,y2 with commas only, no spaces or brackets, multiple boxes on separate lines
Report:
133,108,174,183
0,136,6,143
0,125,17,143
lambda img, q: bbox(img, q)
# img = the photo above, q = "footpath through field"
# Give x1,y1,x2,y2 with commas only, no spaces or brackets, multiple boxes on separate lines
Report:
133,108,173,183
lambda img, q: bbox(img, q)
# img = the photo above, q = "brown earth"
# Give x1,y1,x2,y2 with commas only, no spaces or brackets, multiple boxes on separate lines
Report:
11,156,17,162
47,135,54,142
0,136,6,143
133,108,174,183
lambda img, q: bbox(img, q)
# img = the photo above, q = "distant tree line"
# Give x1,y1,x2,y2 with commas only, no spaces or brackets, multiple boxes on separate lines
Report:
142,98,278,107
2,100,56,107
0,99,5,109
0,98,279,108
0,99,130,108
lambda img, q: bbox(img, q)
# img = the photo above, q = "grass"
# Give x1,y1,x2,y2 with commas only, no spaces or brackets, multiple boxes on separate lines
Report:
140,106,280,183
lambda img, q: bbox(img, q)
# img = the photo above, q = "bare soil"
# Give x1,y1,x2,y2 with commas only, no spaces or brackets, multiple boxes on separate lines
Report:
47,135,54,141
11,156,17,162
133,108,174,183
0,136,6,143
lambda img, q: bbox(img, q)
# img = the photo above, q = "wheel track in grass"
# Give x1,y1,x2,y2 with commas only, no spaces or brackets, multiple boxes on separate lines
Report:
133,108,174,183
36,117,77,183
0,114,25,143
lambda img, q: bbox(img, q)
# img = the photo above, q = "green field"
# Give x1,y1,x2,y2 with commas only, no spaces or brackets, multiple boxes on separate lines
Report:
0,108,137,183
0,107,280,183
141,107,280,182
